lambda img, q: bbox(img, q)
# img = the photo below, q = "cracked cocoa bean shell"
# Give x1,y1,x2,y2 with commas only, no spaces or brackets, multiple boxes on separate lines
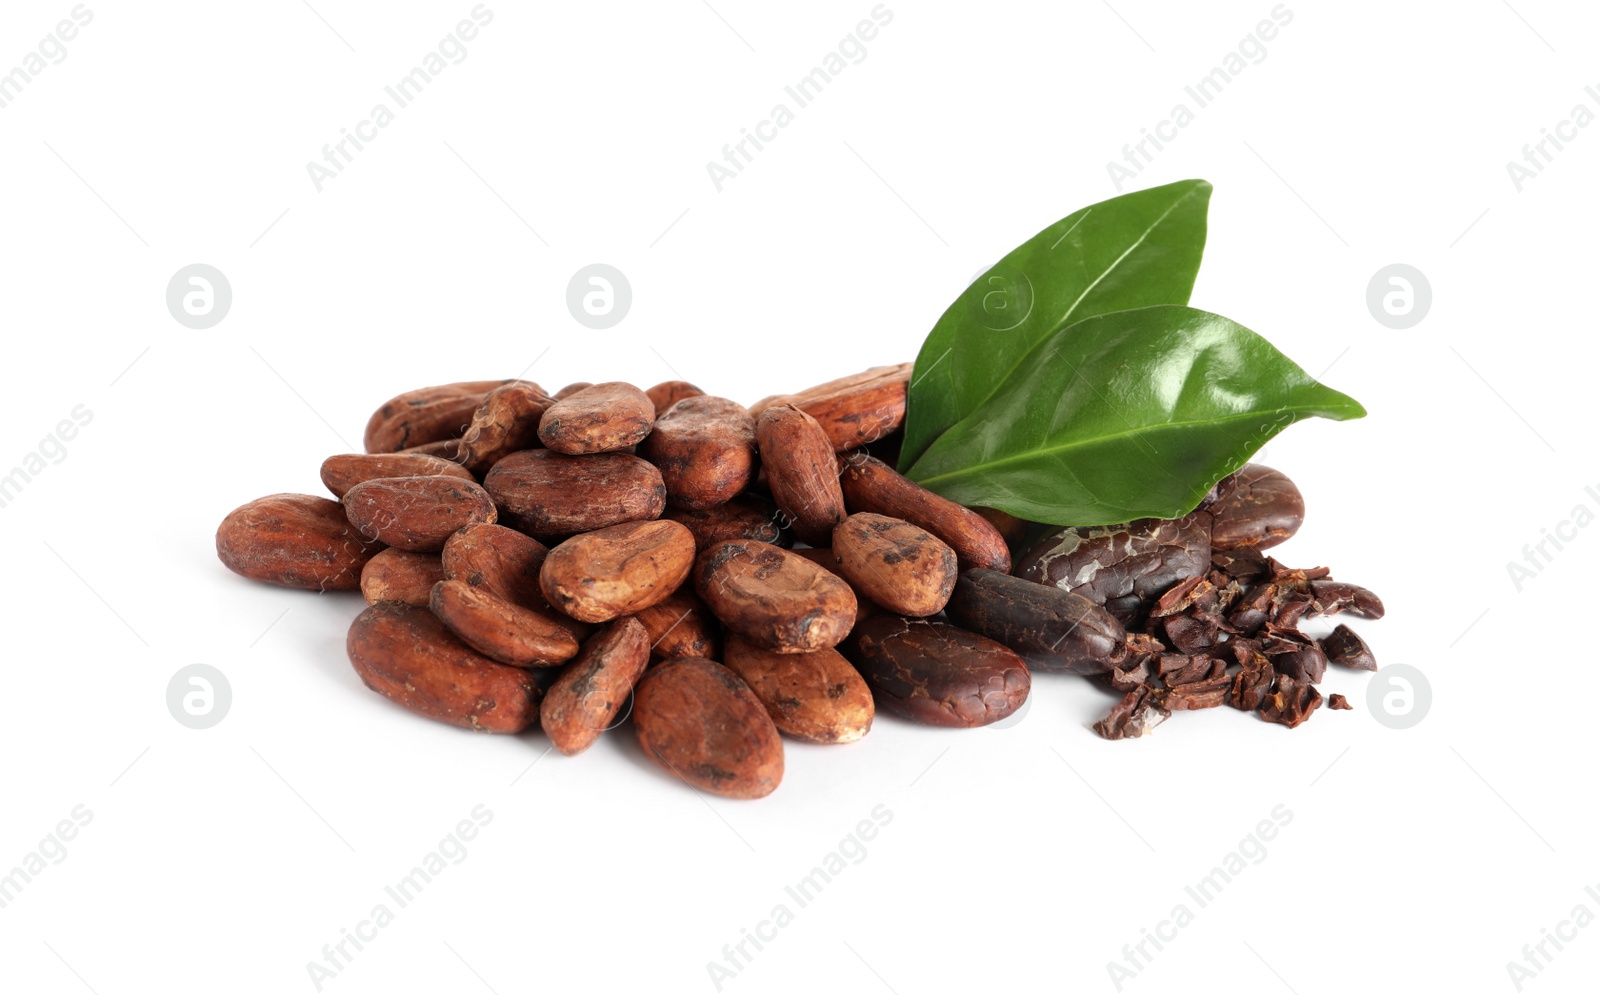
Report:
831,512,957,617
540,520,697,623
540,617,651,756
633,657,784,799
342,475,497,552
216,493,379,591
944,568,1127,675
845,616,1030,728
483,449,665,539
346,601,539,733
639,395,757,510
1015,512,1212,623
538,381,655,454
722,634,873,744
694,540,857,653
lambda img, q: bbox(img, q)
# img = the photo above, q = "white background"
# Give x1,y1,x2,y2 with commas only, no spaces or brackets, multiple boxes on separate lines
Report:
2,1,1596,993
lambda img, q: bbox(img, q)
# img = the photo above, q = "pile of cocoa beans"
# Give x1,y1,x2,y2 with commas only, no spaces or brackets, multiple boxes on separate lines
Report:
215,365,1383,800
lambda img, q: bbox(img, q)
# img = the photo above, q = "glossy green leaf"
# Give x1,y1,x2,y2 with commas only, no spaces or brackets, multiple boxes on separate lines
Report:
904,306,1366,526
897,179,1213,472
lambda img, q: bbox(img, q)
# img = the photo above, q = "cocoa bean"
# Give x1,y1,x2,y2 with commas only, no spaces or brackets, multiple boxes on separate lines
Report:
540,520,697,623
360,548,446,606
633,657,784,799
630,587,720,661
837,453,1010,572
665,494,790,551
457,381,553,473
441,523,593,643
749,363,910,451
754,403,846,546
1015,513,1212,623
645,380,705,414
1207,464,1305,552
845,615,1030,728
216,493,378,591
483,449,665,538
342,475,497,552
363,380,510,453
430,579,580,667
722,634,873,744
320,452,474,499
944,568,1127,675
346,601,539,732
541,617,652,756
639,396,757,510
538,381,655,454
831,512,957,617
694,540,857,653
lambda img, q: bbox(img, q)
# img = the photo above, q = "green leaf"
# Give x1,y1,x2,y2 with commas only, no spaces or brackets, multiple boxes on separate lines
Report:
897,179,1213,473
903,306,1366,526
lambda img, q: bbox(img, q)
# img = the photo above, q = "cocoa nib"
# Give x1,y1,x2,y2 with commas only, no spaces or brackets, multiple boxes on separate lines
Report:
1093,687,1169,740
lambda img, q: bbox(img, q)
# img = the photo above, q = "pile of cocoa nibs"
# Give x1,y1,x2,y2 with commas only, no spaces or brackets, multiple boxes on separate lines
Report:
216,365,1384,800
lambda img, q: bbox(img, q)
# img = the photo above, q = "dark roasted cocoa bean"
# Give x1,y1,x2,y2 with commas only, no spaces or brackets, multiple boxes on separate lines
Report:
538,381,655,454
1274,643,1328,684
1207,464,1305,552
216,493,379,591
639,396,757,510
846,616,1030,728
837,453,1011,572
1309,580,1385,619
342,475,497,552
722,634,874,744
540,617,651,756
1320,624,1377,670
1016,513,1212,623
944,568,1126,675
346,601,539,732
694,540,857,653
1093,686,1169,739
483,449,665,538
633,657,784,799
1257,676,1322,728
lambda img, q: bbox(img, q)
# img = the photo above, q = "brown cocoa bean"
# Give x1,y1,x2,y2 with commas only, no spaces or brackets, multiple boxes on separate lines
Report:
538,381,655,454
665,494,790,552
1207,464,1305,552
360,548,446,606
639,396,757,510
645,380,705,414
554,382,592,399
944,568,1127,675
457,381,554,473
846,615,1031,728
216,493,378,591
722,634,874,744
483,450,665,538
630,587,720,661
346,601,539,732
837,453,1010,572
540,520,696,623
430,579,581,667
831,512,957,616
441,523,593,643
693,540,856,653
540,617,652,756
320,452,474,499
633,657,784,799
1015,513,1212,623
363,380,510,453
755,403,846,546
785,546,879,625
749,363,910,451
342,475,497,552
